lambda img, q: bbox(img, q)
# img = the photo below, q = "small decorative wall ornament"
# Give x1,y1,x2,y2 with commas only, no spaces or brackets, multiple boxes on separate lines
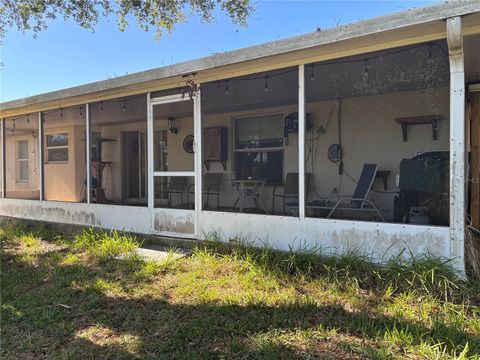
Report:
183,135,194,153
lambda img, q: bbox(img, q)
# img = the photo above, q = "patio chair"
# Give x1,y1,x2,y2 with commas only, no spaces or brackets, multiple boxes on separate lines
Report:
166,177,187,208
286,164,385,221
271,172,312,214
187,172,223,209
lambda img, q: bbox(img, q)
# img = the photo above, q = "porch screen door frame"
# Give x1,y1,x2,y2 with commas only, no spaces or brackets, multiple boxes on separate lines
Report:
147,92,201,237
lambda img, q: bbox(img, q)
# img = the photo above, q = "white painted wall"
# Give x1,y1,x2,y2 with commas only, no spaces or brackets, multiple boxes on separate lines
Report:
0,198,451,269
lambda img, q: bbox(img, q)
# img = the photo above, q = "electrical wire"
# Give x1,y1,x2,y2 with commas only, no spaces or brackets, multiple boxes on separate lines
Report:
309,42,448,70
305,101,339,199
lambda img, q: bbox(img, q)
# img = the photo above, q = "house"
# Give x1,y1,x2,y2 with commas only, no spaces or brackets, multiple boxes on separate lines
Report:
1,1,479,274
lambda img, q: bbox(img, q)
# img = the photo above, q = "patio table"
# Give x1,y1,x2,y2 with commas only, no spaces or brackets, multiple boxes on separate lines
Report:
231,179,269,214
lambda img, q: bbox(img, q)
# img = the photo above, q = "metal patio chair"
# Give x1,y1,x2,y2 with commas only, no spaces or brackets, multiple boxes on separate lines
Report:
271,172,312,214
286,164,384,221
166,177,187,208
187,172,223,209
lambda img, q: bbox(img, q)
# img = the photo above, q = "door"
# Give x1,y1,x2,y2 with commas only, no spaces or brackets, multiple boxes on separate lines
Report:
149,93,199,237
122,131,147,204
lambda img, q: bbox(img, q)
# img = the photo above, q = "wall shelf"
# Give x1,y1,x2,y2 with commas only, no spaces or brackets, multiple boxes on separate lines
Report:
395,115,441,142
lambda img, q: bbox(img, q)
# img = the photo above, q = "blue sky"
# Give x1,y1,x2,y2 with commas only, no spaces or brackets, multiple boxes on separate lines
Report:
1,0,437,102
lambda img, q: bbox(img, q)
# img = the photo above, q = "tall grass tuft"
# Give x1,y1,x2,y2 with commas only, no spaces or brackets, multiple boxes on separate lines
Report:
198,234,468,303
466,227,480,280
73,228,141,261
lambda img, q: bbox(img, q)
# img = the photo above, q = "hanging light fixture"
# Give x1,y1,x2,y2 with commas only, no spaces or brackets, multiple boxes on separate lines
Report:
122,99,127,112
168,116,178,134
79,107,83,117
225,80,229,96
310,65,315,82
364,57,369,74
60,108,63,117
26,114,30,124
100,101,104,112
427,44,434,66
264,76,269,94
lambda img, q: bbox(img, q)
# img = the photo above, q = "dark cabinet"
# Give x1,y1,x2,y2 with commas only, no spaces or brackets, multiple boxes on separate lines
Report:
204,127,228,170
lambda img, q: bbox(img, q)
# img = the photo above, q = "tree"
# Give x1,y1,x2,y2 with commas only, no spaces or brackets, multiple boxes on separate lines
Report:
0,0,254,39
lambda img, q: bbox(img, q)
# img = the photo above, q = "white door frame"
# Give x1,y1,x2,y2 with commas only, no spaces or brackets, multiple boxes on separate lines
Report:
147,92,201,238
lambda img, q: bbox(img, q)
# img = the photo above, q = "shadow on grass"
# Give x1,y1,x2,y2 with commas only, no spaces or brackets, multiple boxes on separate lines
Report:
2,244,479,360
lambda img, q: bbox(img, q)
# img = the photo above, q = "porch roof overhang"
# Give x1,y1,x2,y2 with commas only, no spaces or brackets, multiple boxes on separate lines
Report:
1,0,480,117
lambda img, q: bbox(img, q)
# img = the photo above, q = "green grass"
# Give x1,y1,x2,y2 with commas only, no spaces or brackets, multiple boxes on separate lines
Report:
1,220,480,359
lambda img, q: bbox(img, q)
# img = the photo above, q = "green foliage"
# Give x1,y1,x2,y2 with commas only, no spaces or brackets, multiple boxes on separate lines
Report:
196,237,465,302
0,0,254,39
73,227,140,261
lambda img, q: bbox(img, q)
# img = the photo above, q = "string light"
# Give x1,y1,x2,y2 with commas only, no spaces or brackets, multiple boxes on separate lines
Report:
122,100,127,112
264,76,269,94
208,42,446,92
427,44,434,66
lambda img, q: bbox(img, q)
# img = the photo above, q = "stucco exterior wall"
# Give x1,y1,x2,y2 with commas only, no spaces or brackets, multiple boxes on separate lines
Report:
44,125,86,202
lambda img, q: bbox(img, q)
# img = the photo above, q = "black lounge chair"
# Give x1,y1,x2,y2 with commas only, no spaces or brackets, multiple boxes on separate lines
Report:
286,164,384,221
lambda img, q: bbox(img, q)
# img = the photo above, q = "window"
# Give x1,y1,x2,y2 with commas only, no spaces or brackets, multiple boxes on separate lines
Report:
234,114,284,184
17,140,29,181
235,114,284,149
46,133,68,162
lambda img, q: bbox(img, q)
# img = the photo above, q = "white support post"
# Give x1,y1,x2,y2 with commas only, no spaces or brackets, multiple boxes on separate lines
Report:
0,118,4,198
147,93,154,211
86,103,91,204
194,88,203,237
447,16,466,274
298,65,306,219
38,112,44,201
